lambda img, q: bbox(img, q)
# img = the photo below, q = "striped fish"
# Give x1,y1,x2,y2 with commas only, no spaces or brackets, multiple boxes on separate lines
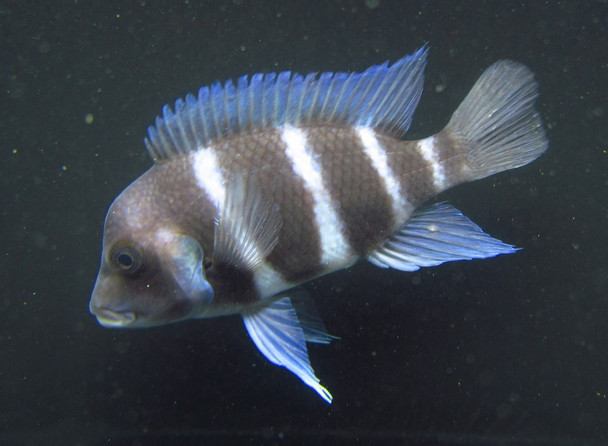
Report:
89,46,548,403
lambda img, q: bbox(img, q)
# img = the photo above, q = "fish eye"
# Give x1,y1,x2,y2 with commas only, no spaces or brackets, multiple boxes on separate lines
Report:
110,246,142,274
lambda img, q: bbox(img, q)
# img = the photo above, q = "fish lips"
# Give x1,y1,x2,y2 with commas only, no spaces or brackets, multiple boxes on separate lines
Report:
92,306,137,328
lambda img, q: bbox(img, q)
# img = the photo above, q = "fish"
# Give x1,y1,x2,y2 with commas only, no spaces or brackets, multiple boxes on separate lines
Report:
89,46,548,403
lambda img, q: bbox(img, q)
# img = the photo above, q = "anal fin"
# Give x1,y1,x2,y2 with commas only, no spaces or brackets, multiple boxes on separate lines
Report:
367,202,517,271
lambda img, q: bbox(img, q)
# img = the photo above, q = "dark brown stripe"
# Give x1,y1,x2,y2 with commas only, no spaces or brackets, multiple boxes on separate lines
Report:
376,130,469,210
213,129,324,283
305,126,395,256
143,157,263,306
433,129,470,186
145,156,218,254
375,134,438,208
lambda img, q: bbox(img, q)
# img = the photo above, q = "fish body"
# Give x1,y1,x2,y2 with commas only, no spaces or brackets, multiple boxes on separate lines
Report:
90,46,547,403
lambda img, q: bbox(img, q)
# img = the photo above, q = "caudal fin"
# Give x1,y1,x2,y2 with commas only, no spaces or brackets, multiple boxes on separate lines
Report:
445,61,548,181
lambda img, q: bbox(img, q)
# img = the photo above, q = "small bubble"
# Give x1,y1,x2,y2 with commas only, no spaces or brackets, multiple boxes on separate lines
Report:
365,0,380,9
85,113,94,124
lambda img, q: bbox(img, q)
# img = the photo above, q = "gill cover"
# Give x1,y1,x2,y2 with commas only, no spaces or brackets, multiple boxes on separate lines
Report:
165,234,214,313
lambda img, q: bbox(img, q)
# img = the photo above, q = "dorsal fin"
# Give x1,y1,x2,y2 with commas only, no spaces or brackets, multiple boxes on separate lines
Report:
145,45,428,161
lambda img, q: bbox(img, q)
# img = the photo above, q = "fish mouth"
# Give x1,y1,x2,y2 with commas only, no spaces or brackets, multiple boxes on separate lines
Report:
94,308,137,328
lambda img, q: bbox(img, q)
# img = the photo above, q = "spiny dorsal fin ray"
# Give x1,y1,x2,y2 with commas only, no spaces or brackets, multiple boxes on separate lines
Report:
145,46,428,161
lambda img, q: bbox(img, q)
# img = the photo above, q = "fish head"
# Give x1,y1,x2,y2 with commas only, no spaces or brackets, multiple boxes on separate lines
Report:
90,186,214,328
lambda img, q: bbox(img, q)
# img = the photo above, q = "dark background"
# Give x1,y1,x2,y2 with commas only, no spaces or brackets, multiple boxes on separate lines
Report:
1,1,606,445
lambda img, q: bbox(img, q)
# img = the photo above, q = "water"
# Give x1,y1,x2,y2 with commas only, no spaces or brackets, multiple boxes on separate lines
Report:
1,1,606,444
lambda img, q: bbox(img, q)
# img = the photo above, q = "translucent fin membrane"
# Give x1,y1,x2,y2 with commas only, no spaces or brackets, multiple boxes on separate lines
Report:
243,297,333,403
368,202,517,271
445,60,548,180
145,46,428,161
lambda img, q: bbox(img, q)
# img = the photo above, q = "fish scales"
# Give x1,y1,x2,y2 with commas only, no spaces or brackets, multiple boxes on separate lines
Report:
210,128,326,282
90,47,548,403
140,126,465,289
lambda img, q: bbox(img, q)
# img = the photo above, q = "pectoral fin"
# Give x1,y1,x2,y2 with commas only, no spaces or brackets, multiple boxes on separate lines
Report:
368,202,517,271
242,297,334,403
214,175,281,271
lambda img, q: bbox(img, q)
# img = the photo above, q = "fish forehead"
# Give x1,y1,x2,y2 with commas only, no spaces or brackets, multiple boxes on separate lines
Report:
106,157,214,242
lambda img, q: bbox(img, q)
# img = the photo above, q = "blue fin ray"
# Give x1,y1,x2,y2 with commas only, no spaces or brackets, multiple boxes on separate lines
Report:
145,46,428,161
367,202,517,271
243,297,333,403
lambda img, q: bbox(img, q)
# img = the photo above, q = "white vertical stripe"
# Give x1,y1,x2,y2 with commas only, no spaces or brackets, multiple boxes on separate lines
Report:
191,147,289,300
281,125,352,268
356,127,409,222
417,136,447,190
192,147,226,211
